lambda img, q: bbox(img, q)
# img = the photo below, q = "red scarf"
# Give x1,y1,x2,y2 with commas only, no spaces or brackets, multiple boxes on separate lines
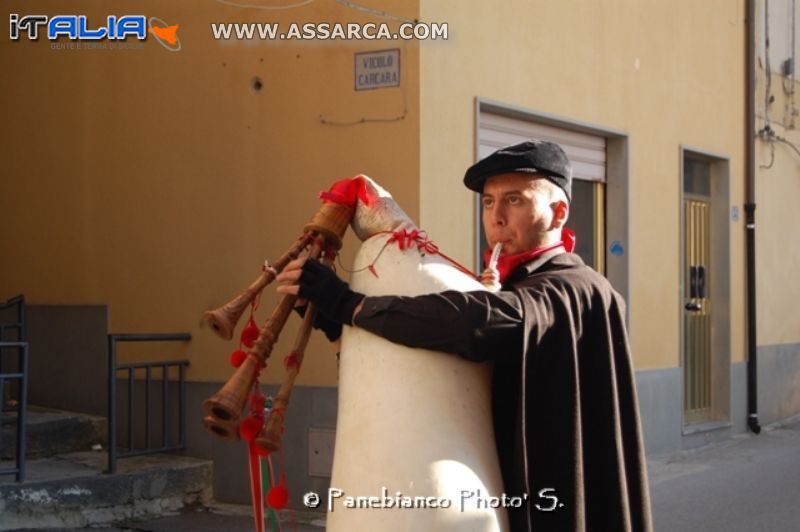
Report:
483,228,576,284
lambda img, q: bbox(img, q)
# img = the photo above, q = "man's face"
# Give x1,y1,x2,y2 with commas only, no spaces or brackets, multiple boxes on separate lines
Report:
481,172,556,255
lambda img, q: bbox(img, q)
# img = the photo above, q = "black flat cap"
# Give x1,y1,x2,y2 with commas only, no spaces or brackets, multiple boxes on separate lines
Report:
463,140,573,200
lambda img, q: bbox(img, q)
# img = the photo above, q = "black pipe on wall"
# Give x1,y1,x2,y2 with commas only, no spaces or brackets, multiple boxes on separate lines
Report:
745,0,761,435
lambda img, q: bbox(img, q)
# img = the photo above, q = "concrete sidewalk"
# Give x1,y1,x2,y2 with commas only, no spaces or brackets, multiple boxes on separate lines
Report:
119,502,325,532
9,502,326,532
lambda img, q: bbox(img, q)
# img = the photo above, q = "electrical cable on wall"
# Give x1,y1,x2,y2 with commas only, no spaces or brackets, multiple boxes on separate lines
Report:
319,110,407,126
759,138,775,169
759,0,800,165
216,0,418,23
318,79,408,126
782,0,796,95
775,134,800,158
216,0,315,10
758,123,800,165
334,0,416,23
319,39,409,127
765,0,773,129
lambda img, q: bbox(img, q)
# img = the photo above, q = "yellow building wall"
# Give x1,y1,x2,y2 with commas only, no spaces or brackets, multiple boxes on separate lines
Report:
754,68,800,346
3,0,762,378
418,0,746,370
0,0,421,385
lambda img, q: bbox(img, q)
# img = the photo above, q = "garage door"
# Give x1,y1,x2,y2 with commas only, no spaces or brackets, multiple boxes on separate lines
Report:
478,112,606,182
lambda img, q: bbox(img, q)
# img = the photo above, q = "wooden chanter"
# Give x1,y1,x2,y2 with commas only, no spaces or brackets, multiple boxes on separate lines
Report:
201,200,353,446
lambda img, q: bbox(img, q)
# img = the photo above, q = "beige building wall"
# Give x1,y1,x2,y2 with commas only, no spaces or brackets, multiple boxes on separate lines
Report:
419,0,746,370
754,121,800,346
0,0,421,385
755,2,800,347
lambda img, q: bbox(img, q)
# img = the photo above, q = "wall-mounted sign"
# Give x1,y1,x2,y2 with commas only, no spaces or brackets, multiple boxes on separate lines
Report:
355,49,400,91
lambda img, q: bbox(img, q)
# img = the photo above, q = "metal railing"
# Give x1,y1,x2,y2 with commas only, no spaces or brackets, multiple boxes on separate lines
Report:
0,295,26,403
0,295,26,344
107,333,190,474
0,342,28,482
0,295,28,482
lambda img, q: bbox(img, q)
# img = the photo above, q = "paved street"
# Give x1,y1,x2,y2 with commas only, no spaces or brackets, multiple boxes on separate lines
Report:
649,417,800,531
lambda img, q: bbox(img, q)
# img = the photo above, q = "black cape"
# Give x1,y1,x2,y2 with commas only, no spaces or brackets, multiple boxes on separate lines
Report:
355,252,653,531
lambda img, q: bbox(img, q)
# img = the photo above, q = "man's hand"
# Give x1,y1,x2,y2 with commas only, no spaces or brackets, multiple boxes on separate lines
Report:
275,257,309,297
277,258,365,325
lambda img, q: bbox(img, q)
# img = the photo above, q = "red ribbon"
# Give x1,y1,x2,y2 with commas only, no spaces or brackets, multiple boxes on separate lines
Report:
387,228,439,254
562,227,576,254
368,229,477,280
319,176,374,207
247,441,265,532
483,228,576,284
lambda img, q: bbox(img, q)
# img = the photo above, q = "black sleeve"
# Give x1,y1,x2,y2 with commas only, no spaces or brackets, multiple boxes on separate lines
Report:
293,303,343,342
352,289,524,362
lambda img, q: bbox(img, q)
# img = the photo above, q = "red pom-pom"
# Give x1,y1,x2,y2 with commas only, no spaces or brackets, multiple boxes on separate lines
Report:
239,415,263,442
229,349,247,368
266,484,289,510
241,318,259,348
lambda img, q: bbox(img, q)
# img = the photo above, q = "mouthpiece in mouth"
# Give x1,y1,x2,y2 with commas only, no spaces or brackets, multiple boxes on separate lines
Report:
489,242,503,271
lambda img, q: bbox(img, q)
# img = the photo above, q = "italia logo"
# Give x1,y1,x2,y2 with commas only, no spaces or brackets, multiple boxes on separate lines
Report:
8,14,181,51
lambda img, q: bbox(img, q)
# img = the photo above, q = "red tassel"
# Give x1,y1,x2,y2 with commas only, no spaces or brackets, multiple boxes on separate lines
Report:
247,442,265,532
368,264,379,278
239,415,264,442
230,349,247,368
241,318,260,348
266,478,289,510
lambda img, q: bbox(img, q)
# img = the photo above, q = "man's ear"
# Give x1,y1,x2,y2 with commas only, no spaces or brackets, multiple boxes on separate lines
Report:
551,200,569,230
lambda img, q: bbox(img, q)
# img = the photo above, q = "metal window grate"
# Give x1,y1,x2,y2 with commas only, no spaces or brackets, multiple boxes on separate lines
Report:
684,200,712,423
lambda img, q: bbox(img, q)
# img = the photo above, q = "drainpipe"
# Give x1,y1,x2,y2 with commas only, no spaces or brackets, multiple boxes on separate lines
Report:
745,0,762,434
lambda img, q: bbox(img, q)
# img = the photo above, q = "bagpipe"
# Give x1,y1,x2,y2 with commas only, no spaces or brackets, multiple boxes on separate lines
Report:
201,198,352,452
202,176,509,531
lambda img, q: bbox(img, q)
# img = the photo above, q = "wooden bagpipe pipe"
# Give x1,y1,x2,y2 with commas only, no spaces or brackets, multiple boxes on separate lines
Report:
201,197,354,453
